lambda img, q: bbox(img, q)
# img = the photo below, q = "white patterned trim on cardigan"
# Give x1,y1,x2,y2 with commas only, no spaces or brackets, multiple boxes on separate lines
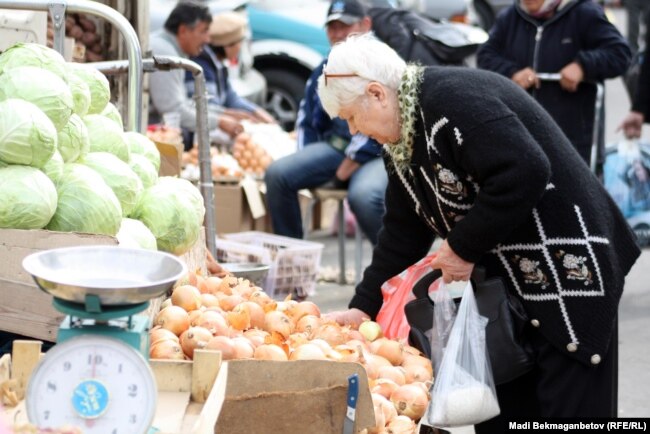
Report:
491,206,610,345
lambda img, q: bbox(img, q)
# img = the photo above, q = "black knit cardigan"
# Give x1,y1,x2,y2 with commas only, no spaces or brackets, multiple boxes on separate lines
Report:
350,66,640,367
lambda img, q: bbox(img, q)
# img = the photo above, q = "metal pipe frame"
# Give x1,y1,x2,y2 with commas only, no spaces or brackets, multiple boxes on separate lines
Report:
0,0,143,132
93,57,217,258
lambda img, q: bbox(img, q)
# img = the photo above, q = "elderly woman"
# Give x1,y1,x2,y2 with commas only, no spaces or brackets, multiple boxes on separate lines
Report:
320,35,640,427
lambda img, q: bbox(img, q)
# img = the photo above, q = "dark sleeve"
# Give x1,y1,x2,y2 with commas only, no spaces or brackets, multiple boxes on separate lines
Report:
632,10,650,117
296,64,325,146
446,114,551,262
476,10,520,79
574,2,631,81
349,167,435,318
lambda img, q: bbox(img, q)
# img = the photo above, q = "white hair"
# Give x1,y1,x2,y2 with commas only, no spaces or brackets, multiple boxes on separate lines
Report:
318,33,406,118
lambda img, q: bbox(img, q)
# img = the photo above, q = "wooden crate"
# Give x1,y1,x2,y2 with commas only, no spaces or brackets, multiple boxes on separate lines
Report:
1,343,376,434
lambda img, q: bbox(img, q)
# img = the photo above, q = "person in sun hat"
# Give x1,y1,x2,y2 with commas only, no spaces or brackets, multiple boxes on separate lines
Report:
264,0,388,246
186,11,275,146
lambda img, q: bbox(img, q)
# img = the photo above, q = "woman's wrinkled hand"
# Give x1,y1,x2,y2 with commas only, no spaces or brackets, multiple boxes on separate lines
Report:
321,308,370,328
512,67,538,90
429,239,475,283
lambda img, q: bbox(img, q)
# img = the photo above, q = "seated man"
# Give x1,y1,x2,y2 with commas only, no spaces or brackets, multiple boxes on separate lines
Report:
149,1,244,150
264,0,387,245
185,12,275,146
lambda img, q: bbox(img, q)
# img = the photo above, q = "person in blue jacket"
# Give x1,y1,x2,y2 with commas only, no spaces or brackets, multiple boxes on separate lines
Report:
264,0,387,245
477,0,631,167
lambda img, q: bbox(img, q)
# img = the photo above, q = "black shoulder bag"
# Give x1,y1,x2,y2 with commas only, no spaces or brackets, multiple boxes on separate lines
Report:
404,268,534,385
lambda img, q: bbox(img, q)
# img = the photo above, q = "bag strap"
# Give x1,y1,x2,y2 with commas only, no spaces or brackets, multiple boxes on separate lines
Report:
411,266,488,300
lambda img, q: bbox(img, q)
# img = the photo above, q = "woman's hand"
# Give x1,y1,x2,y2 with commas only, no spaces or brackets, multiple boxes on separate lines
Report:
321,308,370,328
429,240,475,283
512,67,538,90
218,115,244,137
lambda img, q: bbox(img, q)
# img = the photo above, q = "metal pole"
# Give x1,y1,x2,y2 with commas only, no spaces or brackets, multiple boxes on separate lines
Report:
0,0,143,132
92,57,218,258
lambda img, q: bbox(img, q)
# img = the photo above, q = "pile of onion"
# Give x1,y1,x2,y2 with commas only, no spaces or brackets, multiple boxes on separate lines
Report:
151,271,432,432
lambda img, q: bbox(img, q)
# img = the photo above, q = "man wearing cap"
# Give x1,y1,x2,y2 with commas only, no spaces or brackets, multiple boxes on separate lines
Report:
186,12,275,129
149,1,243,147
265,0,388,246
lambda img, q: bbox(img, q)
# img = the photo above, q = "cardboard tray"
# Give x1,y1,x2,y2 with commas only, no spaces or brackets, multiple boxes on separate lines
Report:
0,228,207,342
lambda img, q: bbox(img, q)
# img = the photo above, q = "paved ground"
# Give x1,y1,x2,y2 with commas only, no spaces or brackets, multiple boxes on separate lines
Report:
308,8,650,425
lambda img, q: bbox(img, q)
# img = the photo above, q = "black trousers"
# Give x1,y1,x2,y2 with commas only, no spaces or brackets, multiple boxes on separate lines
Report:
474,326,615,434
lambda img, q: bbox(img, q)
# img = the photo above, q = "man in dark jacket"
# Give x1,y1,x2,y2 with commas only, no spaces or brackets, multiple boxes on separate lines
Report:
477,0,630,168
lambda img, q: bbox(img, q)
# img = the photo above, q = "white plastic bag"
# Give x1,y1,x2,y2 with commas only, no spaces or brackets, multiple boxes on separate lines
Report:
428,282,500,427
429,281,458,373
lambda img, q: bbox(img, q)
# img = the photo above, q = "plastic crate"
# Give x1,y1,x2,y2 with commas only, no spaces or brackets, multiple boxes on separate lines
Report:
219,232,324,300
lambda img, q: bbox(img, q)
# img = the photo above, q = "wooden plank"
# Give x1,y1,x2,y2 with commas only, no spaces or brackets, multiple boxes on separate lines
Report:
189,361,229,434
0,354,10,383
11,340,42,396
191,349,221,403
150,359,193,393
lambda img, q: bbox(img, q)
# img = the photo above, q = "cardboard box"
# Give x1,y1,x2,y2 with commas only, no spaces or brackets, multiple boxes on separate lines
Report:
213,179,270,234
0,228,207,342
212,359,374,434
155,140,184,177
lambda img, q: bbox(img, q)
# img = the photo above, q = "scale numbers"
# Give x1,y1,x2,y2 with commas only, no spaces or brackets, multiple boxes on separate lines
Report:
26,335,156,433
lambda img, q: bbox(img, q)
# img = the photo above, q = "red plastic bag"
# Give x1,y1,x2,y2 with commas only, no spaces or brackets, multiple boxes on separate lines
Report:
376,253,439,340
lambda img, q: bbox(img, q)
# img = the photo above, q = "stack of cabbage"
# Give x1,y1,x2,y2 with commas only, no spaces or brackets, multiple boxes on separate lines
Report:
0,43,204,255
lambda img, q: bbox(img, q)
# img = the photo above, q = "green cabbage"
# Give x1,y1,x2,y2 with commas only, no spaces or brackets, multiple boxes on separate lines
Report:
83,114,130,162
116,218,158,250
65,67,91,116
157,176,205,223
0,99,57,168
0,43,67,80
83,152,143,217
68,63,110,114
130,183,201,255
47,163,122,236
58,114,89,163
0,165,57,229
124,131,160,170
129,154,158,189
0,66,73,131
100,102,123,129
42,150,64,185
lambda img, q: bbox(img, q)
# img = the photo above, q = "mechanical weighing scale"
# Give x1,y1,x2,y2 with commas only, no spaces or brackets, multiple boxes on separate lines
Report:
21,246,187,433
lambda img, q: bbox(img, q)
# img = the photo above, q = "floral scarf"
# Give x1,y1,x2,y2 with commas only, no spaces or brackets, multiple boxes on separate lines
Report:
384,64,424,174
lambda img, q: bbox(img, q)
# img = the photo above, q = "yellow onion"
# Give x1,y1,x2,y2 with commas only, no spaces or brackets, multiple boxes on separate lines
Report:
150,339,185,360
226,304,251,331
231,336,255,359
312,323,346,347
254,344,288,361
264,311,293,338
154,305,190,336
385,415,415,434
244,329,270,348
171,285,202,312
295,315,321,335
239,301,265,329
195,310,229,336
371,378,399,399
389,383,428,420
206,335,236,360
179,326,213,359
289,343,327,361
377,366,406,386
374,339,404,366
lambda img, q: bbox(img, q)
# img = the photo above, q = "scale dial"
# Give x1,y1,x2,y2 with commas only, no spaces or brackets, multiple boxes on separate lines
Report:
26,335,157,433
